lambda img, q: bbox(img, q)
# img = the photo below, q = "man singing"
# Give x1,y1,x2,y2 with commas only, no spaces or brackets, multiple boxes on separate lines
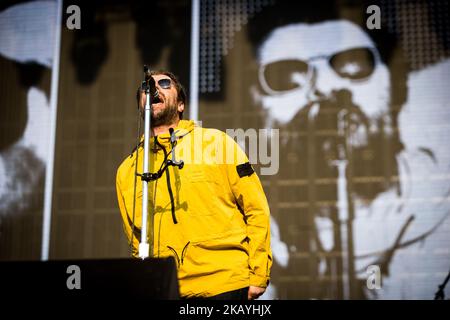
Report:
116,70,272,299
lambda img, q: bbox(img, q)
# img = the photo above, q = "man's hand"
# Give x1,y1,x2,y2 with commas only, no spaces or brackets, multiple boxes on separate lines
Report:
248,286,266,300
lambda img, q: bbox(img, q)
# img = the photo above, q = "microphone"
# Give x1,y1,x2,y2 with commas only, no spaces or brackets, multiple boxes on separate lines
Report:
143,65,159,100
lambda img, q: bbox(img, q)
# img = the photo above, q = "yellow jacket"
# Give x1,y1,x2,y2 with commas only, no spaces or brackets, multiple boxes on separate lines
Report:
116,120,272,297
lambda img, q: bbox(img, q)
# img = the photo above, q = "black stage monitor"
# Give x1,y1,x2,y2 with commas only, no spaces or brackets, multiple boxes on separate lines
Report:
0,257,179,302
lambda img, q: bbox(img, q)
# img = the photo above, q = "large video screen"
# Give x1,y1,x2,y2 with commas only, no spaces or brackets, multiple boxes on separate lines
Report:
198,0,450,299
0,1,58,260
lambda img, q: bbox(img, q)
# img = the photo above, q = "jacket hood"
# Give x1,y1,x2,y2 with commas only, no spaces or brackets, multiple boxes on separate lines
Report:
160,119,195,140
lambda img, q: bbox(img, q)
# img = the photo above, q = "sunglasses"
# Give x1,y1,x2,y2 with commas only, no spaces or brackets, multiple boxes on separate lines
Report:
156,78,172,89
259,47,379,95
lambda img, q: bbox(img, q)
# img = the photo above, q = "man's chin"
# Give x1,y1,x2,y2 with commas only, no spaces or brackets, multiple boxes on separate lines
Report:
151,114,178,127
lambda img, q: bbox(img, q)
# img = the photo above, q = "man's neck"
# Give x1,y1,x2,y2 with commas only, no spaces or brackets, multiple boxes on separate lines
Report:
151,119,180,136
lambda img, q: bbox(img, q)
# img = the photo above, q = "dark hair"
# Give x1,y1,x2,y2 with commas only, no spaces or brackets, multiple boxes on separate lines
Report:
247,0,400,69
149,70,187,119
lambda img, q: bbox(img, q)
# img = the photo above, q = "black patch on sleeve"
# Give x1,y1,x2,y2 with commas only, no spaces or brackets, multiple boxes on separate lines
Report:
236,162,254,178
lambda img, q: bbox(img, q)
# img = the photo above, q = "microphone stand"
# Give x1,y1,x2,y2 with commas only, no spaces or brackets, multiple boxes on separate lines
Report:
434,268,450,300
136,66,185,259
139,66,153,259
330,109,356,299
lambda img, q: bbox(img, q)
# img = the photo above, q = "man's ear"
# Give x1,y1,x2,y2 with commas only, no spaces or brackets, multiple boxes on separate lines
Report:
177,102,185,113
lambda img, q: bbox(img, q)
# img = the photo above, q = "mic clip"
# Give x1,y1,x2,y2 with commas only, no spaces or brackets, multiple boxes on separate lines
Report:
168,128,184,169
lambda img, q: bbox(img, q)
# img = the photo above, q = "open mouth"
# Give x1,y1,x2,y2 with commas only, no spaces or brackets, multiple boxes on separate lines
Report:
152,95,163,104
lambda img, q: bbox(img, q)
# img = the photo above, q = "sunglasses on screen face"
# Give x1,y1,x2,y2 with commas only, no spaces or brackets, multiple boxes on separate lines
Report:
259,47,378,95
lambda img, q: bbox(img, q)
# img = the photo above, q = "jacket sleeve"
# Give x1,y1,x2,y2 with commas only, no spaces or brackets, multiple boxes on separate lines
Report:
116,165,140,258
222,133,273,287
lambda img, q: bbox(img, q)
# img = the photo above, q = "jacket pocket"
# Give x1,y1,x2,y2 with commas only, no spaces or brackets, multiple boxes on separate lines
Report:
183,167,227,217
